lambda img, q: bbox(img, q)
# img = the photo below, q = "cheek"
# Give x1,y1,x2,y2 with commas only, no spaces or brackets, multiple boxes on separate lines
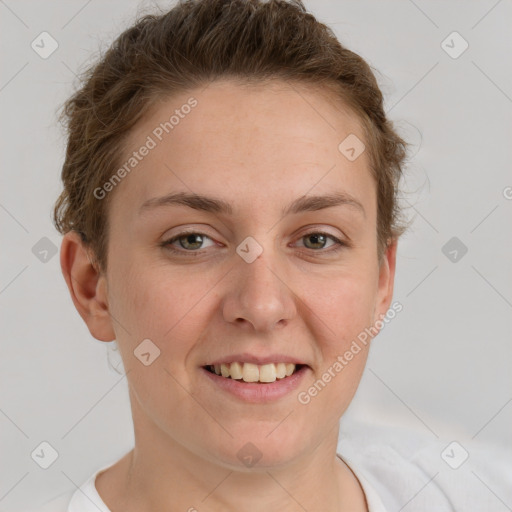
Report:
297,274,376,420
111,259,219,357
127,274,188,342
106,252,176,345
305,270,377,347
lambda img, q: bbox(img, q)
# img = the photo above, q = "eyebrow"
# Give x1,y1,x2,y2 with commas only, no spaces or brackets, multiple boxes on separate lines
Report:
139,191,366,218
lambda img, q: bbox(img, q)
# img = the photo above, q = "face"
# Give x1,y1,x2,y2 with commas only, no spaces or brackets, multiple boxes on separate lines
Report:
89,80,396,469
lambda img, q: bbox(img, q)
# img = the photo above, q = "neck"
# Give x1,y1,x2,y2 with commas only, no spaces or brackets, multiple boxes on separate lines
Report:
96,401,368,511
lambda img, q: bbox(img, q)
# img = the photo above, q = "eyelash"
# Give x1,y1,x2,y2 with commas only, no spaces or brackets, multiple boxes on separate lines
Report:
161,230,348,256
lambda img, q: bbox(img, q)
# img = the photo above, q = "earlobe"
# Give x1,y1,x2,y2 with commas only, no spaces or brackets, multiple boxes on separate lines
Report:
60,231,116,342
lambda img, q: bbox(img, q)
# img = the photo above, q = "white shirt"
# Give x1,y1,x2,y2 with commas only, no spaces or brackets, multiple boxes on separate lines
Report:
32,423,512,511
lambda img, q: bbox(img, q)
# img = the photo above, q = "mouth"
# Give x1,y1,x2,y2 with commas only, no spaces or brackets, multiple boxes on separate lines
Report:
203,362,307,384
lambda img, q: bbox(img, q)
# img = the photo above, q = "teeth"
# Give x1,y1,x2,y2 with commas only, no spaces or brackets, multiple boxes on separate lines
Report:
242,363,260,382
229,361,243,380
220,364,230,378
275,362,286,379
259,363,276,383
285,363,295,377
209,362,298,382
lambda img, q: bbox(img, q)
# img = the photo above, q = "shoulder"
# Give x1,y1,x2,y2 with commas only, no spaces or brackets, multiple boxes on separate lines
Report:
28,459,117,512
338,420,512,512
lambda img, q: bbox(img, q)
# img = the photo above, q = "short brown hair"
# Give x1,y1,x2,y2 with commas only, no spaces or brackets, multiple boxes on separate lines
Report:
53,0,408,273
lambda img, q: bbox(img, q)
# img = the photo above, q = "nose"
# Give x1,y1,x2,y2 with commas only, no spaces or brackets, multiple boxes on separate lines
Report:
221,246,297,332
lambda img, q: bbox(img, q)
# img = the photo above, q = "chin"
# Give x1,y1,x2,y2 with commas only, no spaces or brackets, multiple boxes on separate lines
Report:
203,429,306,471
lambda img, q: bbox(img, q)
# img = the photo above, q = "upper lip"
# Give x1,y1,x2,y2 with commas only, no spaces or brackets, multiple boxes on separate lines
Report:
203,353,308,366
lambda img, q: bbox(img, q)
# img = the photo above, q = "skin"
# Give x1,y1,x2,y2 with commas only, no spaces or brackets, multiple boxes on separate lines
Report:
61,79,397,512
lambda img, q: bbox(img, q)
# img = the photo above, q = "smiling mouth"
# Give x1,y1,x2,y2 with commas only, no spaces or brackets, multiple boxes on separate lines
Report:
203,362,306,383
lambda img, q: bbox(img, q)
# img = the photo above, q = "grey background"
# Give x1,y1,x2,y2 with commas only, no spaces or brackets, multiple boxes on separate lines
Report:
1,0,511,509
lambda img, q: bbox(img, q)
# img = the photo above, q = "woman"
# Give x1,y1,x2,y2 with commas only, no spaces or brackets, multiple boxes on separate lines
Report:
51,0,411,510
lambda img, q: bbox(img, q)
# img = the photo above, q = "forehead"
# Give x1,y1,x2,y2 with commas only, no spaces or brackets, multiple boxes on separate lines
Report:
109,79,374,221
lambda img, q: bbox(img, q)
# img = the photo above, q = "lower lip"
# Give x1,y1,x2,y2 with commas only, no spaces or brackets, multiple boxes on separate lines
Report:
201,366,309,403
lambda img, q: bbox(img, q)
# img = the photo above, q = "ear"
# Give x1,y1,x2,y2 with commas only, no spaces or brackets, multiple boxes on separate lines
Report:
60,231,116,342
373,238,398,324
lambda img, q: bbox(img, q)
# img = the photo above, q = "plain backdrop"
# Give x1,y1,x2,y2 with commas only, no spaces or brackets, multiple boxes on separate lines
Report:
1,0,511,509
